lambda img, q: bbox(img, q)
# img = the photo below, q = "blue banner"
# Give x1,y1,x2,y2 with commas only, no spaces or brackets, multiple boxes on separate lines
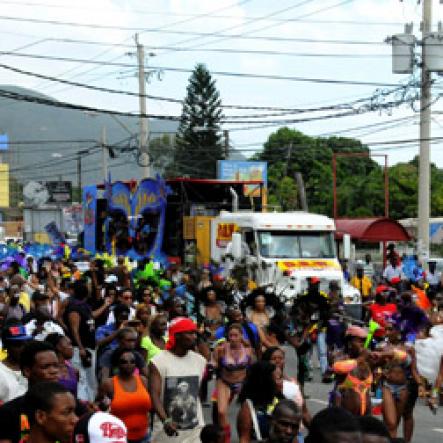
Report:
82,185,97,254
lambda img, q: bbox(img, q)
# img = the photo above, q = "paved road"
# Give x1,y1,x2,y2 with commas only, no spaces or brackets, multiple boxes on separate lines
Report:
205,345,443,442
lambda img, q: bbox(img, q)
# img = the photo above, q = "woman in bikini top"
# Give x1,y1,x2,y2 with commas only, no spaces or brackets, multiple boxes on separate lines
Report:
333,359,373,416
212,323,254,440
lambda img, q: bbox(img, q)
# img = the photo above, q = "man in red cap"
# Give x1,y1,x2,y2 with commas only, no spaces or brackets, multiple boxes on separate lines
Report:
149,317,207,443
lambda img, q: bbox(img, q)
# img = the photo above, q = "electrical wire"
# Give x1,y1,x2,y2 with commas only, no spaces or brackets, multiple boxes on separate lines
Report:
4,139,97,145
30,0,254,94
0,51,401,87
0,62,401,114
6,135,136,174
0,13,401,37
0,1,406,27
15,35,387,48
153,0,316,53
165,0,356,54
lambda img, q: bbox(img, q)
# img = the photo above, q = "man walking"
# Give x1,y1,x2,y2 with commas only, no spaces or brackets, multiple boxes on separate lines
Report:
149,317,207,443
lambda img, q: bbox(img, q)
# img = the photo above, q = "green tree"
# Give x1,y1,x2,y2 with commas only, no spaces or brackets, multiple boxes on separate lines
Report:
171,64,224,178
256,127,379,216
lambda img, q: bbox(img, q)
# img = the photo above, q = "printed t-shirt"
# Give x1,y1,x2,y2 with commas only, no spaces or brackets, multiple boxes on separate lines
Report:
151,350,206,443
0,362,27,404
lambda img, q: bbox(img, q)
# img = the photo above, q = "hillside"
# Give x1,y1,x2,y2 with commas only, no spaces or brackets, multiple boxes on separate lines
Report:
0,85,178,186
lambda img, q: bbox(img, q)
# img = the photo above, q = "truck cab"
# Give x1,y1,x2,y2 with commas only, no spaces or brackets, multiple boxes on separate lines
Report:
211,211,355,302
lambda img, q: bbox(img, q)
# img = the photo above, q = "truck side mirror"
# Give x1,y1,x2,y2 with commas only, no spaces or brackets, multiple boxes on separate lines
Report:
231,232,242,260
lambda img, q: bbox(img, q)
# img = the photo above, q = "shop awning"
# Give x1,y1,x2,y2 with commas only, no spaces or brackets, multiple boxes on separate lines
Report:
335,217,410,242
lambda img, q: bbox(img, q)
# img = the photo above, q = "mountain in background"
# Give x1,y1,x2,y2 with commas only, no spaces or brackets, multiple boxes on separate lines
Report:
0,85,179,188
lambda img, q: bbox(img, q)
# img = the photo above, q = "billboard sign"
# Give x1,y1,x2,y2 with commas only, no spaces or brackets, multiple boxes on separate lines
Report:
217,160,267,197
46,181,72,203
24,181,72,206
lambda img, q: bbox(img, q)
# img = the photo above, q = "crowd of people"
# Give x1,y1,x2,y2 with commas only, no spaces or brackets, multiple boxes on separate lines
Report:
0,244,441,443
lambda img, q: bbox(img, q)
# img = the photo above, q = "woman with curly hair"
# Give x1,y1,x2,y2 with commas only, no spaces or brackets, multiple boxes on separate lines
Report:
245,291,275,331
236,361,282,443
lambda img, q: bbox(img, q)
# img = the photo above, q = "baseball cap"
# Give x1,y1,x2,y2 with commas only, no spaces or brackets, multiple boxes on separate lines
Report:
2,325,32,342
375,285,390,295
73,412,127,443
309,277,320,284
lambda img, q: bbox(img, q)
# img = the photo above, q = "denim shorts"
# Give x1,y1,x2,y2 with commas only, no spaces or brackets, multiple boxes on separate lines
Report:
385,382,407,401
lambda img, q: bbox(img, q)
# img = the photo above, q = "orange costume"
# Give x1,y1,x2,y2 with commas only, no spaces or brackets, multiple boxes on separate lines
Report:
412,285,431,311
110,375,152,441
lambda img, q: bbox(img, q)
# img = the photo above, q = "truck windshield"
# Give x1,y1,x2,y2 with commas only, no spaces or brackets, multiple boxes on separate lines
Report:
257,230,335,259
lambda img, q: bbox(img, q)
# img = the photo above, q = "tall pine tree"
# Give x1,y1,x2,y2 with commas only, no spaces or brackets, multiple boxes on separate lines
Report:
171,64,224,178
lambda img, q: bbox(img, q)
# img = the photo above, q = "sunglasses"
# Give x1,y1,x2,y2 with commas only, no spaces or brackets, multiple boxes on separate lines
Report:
119,358,135,365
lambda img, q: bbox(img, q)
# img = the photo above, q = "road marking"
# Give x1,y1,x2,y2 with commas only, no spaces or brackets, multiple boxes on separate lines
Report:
432,428,443,433
307,398,328,406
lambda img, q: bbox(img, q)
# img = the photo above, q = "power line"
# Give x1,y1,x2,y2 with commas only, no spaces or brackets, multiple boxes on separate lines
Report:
1,87,415,126
0,1,406,27
168,0,356,54
0,87,180,120
29,0,254,95
0,51,401,87
19,35,387,49
4,139,97,145
231,116,418,147
154,0,316,53
7,135,136,174
0,14,401,38
0,28,390,48
0,62,401,115
122,46,391,58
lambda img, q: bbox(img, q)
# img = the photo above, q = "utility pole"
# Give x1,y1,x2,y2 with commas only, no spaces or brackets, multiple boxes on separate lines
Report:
77,155,82,195
101,126,108,183
135,33,150,179
77,149,88,197
417,0,432,259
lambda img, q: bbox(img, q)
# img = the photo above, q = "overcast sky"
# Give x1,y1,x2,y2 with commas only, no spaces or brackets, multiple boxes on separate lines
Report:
0,0,442,169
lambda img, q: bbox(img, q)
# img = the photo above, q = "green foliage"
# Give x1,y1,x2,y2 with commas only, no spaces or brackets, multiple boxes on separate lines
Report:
255,127,443,220
171,64,224,178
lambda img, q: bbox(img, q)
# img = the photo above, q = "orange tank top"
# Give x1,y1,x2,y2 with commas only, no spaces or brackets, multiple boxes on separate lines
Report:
110,375,152,441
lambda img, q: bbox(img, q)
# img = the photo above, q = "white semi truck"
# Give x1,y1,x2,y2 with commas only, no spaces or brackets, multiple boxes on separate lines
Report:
211,211,360,306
